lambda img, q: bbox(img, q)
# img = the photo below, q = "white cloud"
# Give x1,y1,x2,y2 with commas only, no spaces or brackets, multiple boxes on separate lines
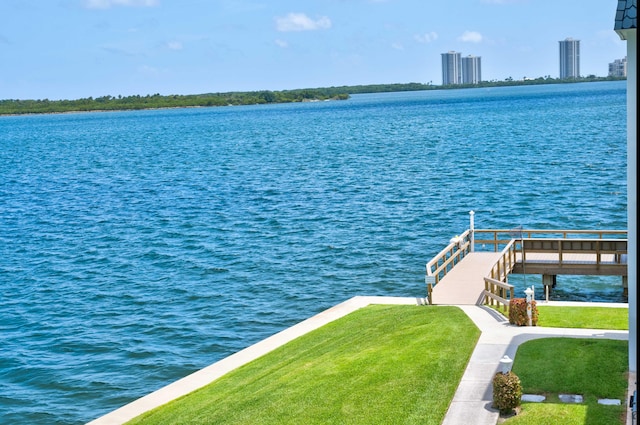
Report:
391,42,404,50
414,32,438,43
166,41,183,50
458,31,483,43
275,13,331,32
84,0,159,9
275,39,289,48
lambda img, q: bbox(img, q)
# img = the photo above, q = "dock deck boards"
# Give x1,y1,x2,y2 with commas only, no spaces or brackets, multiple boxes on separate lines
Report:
431,252,503,305
431,251,626,305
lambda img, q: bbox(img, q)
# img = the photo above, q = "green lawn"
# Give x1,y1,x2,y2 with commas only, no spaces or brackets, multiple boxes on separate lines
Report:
126,305,480,425
487,305,629,330
536,306,628,330
123,304,629,424
504,338,629,425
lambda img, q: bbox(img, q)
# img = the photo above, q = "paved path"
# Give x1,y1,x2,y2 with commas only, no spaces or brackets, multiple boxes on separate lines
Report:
442,302,629,425
87,297,630,425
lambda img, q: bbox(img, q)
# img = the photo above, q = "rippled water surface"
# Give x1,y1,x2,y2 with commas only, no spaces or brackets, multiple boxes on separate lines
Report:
0,81,628,424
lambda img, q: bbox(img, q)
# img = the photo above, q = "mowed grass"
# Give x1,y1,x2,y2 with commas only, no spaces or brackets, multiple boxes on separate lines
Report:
504,338,629,425
487,305,629,330
126,305,480,425
536,306,628,330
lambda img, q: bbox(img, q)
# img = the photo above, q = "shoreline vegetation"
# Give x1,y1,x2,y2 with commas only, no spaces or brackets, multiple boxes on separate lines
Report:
0,75,625,116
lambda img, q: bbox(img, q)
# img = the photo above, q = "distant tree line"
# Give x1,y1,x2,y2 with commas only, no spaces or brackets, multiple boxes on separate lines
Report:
0,75,625,115
439,74,626,90
0,90,349,115
329,75,625,93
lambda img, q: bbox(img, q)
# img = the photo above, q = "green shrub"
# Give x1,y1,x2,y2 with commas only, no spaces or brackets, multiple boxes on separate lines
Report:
492,371,522,414
509,298,538,326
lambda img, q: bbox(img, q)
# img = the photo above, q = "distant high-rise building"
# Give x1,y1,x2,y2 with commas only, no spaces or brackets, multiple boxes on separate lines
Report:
462,55,482,84
608,57,627,77
559,37,580,79
441,51,461,85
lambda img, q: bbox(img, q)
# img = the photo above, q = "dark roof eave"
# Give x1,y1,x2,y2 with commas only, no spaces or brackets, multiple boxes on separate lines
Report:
614,0,637,39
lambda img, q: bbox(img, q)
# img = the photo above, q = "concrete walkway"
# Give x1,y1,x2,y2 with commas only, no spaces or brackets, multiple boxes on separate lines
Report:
87,297,630,425
442,301,629,425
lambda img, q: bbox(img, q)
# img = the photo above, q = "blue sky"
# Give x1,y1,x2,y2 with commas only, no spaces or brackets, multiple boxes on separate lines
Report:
0,0,628,100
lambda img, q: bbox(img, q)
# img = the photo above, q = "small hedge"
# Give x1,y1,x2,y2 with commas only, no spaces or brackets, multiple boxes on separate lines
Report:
492,371,522,414
509,298,538,326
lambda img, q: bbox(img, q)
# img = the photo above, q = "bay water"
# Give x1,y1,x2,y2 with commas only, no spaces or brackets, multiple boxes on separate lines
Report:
0,81,627,424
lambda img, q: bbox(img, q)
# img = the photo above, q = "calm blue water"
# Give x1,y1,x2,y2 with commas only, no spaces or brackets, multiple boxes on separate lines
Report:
0,81,627,424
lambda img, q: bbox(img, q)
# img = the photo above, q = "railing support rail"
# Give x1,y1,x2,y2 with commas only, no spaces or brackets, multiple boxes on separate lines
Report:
484,276,514,313
482,239,518,313
425,228,628,307
425,229,472,284
473,229,627,252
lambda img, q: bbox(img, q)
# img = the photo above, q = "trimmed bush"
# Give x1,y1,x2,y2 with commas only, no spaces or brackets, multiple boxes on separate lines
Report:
492,371,522,414
509,298,538,326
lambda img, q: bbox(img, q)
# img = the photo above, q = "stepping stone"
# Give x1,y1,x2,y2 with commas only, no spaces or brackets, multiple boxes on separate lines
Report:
522,394,546,402
598,399,621,405
559,394,583,403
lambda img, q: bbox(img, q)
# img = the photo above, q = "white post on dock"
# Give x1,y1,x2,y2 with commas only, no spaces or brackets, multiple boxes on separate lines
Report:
469,210,475,253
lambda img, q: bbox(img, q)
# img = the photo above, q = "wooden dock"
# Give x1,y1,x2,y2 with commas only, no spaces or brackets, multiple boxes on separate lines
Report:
431,252,503,305
426,228,628,306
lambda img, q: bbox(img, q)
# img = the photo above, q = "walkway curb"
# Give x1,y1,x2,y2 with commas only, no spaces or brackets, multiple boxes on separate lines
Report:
86,296,424,425
87,297,629,425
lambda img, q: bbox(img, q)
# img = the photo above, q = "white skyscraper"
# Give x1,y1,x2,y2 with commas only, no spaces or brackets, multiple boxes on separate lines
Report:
462,55,482,84
441,51,461,85
559,38,580,79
